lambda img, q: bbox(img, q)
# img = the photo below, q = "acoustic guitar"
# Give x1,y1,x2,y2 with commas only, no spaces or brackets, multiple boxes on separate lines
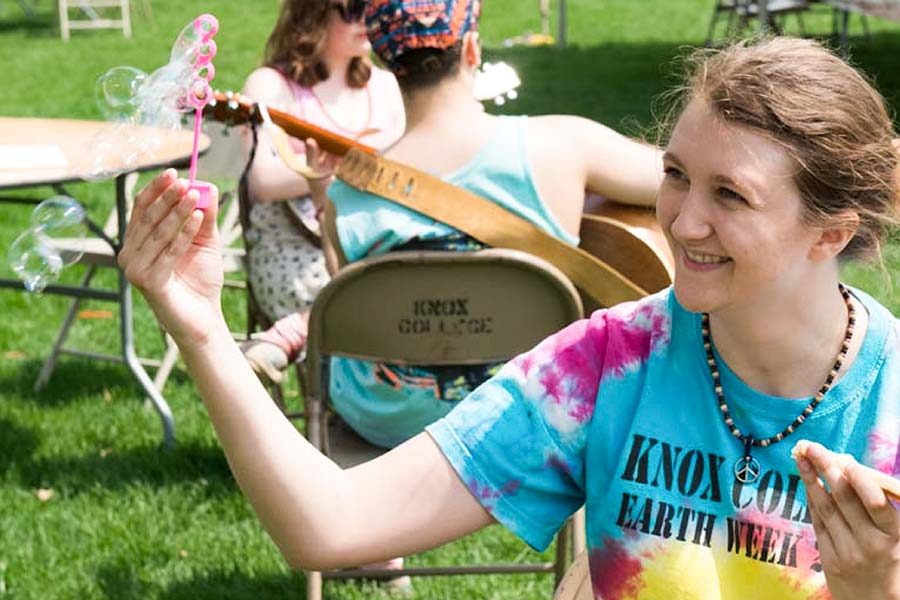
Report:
205,92,674,304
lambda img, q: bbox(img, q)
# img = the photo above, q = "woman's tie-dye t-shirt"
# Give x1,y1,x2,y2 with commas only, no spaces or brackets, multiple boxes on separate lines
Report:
426,286,900,599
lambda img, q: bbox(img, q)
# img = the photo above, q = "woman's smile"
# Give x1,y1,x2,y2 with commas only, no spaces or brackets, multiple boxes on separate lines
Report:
681,247,733,270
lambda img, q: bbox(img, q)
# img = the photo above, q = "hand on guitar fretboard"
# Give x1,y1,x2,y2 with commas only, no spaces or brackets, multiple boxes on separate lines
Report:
203,91,376,157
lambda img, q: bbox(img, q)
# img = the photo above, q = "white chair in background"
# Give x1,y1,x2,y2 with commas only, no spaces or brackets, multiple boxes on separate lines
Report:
58,0,131,42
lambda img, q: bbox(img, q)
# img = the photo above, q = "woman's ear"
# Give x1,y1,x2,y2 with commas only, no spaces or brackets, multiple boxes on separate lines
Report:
808,210,859,261
462,31,481,69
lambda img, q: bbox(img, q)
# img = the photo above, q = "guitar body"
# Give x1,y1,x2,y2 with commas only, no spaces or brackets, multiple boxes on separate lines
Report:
579,194,674,309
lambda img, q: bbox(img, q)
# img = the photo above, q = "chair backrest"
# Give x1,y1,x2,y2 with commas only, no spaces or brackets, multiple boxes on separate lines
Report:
59,0,132,41
305,248,584,399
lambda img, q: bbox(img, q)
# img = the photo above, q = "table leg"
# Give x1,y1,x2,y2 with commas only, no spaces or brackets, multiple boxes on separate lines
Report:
115,173,176,449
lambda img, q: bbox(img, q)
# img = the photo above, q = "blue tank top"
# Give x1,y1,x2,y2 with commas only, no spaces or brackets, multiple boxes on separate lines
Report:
326,115,578,448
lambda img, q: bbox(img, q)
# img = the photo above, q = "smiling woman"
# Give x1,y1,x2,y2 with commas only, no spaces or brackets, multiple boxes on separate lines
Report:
656,38,899,398
117,36,900,600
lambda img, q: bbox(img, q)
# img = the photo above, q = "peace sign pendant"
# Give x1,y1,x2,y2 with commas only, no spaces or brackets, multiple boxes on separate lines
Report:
734,455,761,484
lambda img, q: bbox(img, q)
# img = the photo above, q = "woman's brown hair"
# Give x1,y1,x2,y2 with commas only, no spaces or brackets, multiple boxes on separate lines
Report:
264,0,371,88
661,37,900,262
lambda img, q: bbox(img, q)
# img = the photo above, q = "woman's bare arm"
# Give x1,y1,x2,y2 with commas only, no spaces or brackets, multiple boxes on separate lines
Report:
119,172,493,571
527,116,663,238
180,326,493,569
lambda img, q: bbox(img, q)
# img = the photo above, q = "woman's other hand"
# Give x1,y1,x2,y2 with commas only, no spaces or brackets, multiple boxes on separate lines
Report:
795,440,900,600
118,169,225,348
303,137,340,206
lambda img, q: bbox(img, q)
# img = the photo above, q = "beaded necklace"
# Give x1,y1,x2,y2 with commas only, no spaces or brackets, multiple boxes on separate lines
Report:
701,283,856,484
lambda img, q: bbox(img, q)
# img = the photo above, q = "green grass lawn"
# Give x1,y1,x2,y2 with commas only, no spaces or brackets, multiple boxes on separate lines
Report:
1,1,899,598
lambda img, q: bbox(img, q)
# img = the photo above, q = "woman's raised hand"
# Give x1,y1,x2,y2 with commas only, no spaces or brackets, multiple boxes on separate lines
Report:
795,440,900,599
304,137,340,208
118,169,225,347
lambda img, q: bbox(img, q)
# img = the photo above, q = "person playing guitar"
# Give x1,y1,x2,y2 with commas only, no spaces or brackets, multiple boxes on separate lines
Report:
242,0,666,449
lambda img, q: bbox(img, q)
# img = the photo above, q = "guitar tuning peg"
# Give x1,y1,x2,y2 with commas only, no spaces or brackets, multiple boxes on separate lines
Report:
507,90,518,101
494,96,506,107
227,99,239,111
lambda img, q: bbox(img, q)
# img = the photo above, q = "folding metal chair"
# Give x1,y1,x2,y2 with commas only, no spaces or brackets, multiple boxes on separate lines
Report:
302,248,586,600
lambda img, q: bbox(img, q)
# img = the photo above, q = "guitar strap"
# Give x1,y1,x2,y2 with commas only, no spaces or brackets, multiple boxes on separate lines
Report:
335,149,649,307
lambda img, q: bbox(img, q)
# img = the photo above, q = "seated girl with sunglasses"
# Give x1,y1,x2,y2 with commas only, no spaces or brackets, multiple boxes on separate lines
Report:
238,0,405,386
120,33,900,598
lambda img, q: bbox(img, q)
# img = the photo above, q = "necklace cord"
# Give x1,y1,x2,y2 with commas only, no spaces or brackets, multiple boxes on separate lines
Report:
702,284,855,483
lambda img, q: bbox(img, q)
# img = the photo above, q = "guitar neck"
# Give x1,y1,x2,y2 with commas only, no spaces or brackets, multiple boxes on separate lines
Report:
262,105,377,156
206,92,377,157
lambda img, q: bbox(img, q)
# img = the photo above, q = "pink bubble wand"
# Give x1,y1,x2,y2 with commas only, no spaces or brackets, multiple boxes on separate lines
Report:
184,14,218,209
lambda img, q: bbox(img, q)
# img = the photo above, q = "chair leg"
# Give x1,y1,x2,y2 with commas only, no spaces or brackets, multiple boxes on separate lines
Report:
138,0,153,22
306,570,323,600
306,393,323,450
151,333,179,392
725,8,739,37
58,0,70,41
553,519,571,589
34,265,98,391
270,381,286,412
705,5,724,46
119,0,131,37
539,0,550,35
572,507,587,555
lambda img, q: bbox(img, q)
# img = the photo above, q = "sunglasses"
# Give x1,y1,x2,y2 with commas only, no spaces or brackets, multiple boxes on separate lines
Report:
331,0,366,23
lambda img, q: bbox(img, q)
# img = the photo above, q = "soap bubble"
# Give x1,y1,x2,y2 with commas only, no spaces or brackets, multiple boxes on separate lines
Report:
138,60,193,118
95,65,147,122
8,230,64,293
12,14,222,292
170,14,218,64
7,196,89,292
31,196,88,245
88,13,219,181
80,123,139,181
